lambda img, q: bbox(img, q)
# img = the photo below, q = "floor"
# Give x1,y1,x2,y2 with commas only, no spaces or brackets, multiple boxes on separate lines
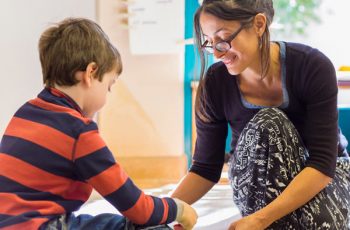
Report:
75,164,241,229
75,183,241,230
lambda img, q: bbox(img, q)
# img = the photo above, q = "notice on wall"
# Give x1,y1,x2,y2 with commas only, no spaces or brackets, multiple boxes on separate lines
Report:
127,0,184,55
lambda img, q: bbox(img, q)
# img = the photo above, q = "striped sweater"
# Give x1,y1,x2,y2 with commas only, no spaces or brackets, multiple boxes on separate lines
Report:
0,88,177,229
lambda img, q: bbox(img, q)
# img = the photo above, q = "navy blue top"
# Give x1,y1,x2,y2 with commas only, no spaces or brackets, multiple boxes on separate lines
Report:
190,42,340,182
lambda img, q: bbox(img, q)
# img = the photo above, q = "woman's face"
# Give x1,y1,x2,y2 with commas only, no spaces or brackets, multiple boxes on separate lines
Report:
199,11,261,75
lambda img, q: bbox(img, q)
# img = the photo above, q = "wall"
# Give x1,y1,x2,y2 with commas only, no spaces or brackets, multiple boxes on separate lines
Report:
0,0,186,187
97,0,185,157
0,0,96,135
1,0,348,155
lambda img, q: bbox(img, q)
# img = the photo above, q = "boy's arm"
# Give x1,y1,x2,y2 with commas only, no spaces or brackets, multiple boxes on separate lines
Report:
73,127,197,228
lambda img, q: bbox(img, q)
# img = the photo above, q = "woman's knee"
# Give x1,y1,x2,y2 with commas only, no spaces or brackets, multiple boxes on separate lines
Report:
250,108,290,128
246,108,300,145
297,192,349,229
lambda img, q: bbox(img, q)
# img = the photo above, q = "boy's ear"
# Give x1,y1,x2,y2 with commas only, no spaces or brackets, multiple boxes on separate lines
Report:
82,62,98,88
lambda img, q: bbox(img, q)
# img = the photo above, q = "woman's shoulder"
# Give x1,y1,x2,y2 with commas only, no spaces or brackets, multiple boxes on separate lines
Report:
282,42,335,80
283,42,332,64
207,61,229,76
201,61,238,112
204,61,235,89
284,41,314,51
282,42,337,97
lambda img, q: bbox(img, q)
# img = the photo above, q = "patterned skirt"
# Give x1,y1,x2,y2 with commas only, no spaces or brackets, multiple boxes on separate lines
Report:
229,108,350,229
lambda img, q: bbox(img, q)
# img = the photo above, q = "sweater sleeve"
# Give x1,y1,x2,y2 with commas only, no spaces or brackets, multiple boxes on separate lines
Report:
189,65,228,183
73,123,177,226
300,49,338,178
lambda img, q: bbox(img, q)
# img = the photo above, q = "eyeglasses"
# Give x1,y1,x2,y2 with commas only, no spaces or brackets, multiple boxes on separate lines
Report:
201,25,245,54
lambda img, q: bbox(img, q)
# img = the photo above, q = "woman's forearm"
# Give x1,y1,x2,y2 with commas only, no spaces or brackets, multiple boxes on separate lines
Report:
170,172,215,204
253,167,332,228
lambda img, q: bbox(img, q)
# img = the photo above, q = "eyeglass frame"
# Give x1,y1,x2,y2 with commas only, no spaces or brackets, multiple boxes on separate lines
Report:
200,23,248,54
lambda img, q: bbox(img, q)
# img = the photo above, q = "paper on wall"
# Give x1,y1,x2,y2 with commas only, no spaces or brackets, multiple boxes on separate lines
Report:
127,0,184,55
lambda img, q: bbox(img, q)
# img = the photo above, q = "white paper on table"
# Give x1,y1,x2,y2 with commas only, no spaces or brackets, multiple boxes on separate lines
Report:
190,207,241,230
127,0,184,55
75,184,241,229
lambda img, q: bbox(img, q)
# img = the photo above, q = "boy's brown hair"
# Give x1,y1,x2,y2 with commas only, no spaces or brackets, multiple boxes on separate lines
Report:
39,17,122,87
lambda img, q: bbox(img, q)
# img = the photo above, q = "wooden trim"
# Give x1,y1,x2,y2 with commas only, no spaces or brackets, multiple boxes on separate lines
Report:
116,155,188,189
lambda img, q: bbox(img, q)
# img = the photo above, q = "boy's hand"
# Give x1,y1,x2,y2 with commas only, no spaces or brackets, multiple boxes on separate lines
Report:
174,198,198,230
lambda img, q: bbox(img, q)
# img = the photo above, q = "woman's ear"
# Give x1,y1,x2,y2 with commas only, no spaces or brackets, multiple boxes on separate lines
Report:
81,62,98,88
253,13,267,37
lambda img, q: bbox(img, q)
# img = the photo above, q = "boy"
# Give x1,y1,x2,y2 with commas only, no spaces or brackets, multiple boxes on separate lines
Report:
0,18,197,230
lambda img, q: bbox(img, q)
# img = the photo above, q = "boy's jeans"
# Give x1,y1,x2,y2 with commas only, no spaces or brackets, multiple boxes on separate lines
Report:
40,213,172,230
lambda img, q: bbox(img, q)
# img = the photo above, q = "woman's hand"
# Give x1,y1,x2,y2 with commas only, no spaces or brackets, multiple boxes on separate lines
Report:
228,214,266,230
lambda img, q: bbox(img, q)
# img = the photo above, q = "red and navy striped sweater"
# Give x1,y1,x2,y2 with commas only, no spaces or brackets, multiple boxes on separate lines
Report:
0,88,177,229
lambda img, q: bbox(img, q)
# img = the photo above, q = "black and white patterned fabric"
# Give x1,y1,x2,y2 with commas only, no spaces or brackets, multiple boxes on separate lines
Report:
228,108,350,229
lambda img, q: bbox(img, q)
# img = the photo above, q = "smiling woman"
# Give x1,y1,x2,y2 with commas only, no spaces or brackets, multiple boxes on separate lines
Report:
172,0,350,229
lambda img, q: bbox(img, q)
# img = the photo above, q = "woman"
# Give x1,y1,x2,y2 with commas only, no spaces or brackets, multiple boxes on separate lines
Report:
171,0,350,229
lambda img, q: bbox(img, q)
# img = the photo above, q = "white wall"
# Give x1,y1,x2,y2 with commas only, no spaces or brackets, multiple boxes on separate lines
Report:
1,0,349,136
0,0,96,135
97,0,185,157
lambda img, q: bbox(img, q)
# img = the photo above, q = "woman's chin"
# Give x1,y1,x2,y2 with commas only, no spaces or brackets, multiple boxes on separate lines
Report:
226,67,241,76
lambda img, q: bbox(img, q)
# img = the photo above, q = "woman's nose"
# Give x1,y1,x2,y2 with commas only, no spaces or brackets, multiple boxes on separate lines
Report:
213,48,226,59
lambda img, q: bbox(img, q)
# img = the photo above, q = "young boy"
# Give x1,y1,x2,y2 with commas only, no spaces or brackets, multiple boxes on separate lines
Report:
0,18,197,230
